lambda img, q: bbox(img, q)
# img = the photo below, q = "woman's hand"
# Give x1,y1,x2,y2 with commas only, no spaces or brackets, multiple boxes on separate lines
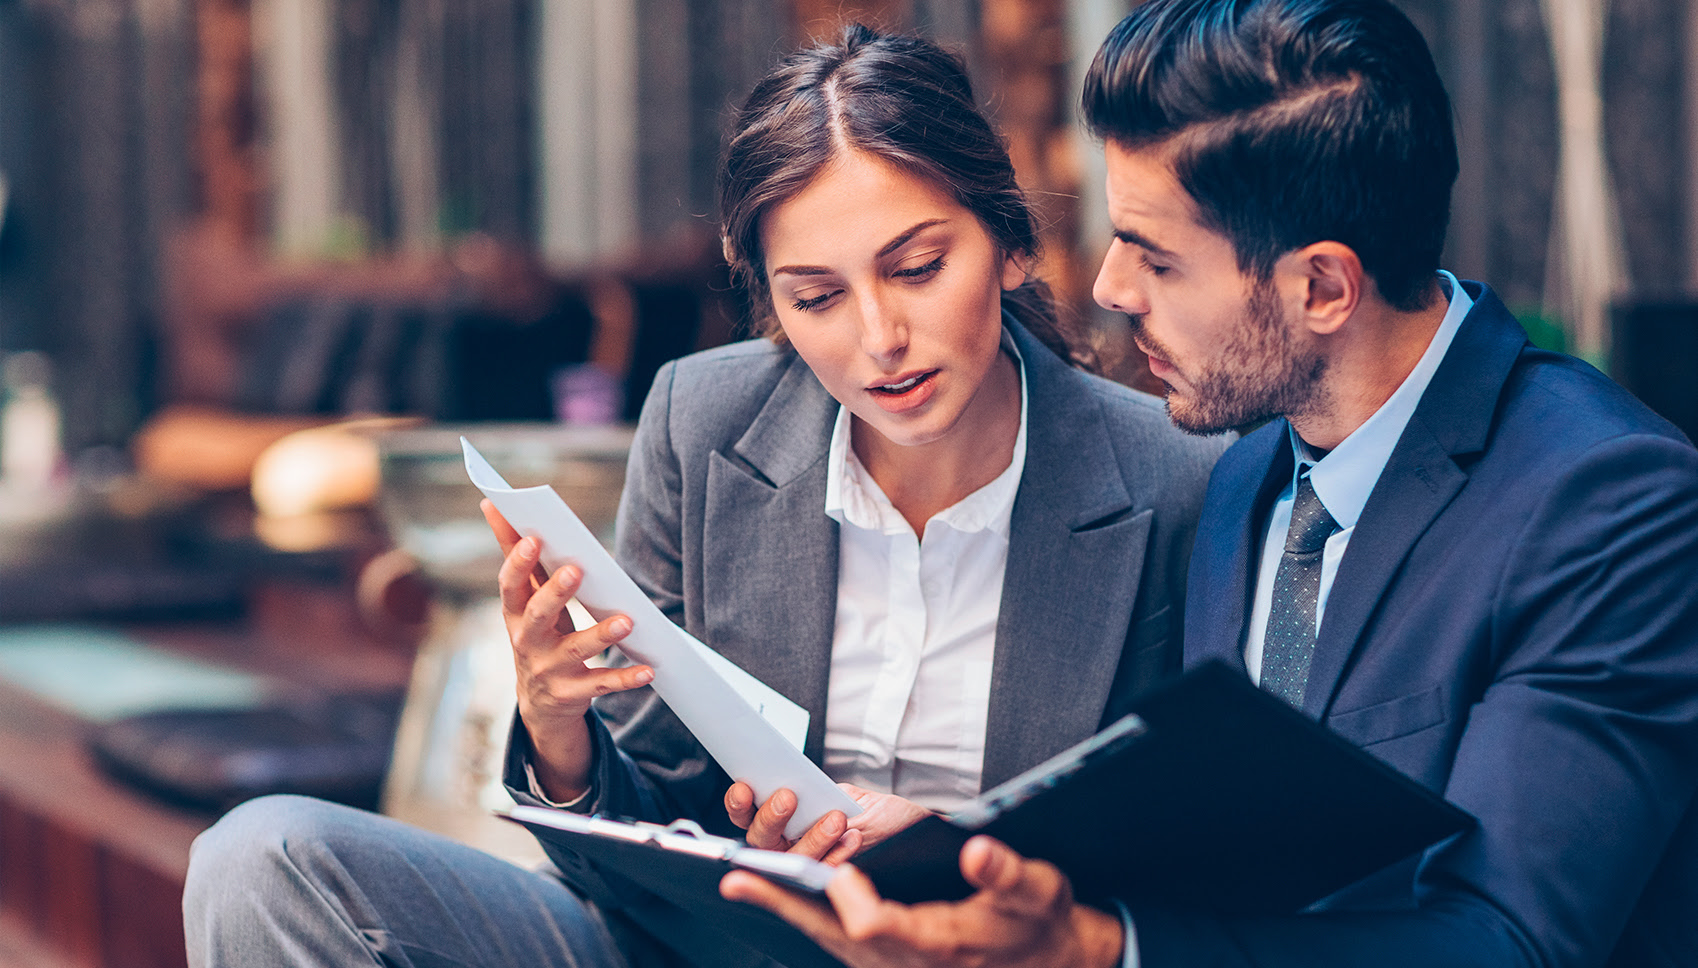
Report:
483,499,654,803
840,784,933,852
725,782,933,864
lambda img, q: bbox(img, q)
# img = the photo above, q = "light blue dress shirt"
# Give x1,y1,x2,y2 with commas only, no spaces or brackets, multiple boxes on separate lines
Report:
1242,272,1473,685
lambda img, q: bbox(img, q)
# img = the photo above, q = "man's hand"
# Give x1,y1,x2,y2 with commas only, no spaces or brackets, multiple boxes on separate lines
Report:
484,499,654,803
720,835,1125,968
725,783,932,864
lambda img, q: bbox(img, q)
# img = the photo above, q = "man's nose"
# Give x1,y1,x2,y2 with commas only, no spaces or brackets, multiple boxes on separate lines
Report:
1093,243,1150,316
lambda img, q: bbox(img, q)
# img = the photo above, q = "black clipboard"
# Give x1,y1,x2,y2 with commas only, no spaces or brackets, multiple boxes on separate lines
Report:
501,811,849,968
507,660,1473,961
852,660,1474,912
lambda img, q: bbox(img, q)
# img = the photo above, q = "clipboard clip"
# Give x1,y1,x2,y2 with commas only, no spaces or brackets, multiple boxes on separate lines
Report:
506,805,840,896
622,816,746,859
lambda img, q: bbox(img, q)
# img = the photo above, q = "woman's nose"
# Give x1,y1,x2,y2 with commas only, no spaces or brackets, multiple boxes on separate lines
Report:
857,294,909,363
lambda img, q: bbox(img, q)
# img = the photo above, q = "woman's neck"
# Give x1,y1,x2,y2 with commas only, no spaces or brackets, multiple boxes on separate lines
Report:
852,349,1023,537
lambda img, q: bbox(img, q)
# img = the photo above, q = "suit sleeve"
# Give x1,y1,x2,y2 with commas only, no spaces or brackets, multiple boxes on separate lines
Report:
1132,433,1698,968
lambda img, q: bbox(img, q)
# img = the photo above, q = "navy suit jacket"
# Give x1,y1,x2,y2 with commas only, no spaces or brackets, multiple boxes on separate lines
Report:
1136,284,1698,968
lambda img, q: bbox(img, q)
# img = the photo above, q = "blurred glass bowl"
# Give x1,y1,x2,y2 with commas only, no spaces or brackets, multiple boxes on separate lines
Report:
372,423,634,597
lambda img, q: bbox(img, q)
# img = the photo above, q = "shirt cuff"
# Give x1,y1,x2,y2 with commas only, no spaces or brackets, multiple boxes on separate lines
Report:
1109,899,1140,968
524,760,593,809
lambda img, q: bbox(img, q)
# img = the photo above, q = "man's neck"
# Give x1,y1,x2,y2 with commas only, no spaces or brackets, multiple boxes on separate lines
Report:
1288,282,1450,451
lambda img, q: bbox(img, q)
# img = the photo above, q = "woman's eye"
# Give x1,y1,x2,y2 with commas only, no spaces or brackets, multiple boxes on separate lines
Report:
894,256,946,280
792,290,838,312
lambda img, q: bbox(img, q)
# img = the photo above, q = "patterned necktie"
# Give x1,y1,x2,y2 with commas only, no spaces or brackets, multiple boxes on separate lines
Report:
1259,473,1340,706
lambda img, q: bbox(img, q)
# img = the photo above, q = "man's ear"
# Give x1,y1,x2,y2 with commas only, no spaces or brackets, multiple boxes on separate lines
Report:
1276,242,1362,336
1001,250,1032,292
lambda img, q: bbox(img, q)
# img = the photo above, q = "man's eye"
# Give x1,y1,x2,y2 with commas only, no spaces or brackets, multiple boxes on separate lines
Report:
894,257,946,280
1140,254,1170,276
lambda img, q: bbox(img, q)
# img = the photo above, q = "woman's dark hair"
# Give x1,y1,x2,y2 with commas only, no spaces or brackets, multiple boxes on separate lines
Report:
719,24,1094,370
1082,0,1458,312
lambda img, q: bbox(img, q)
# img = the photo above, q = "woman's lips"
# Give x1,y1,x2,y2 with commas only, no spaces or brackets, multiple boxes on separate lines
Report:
866,369,938,413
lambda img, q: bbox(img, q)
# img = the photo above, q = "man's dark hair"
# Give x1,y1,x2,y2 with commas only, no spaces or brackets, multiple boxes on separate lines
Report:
1082,0,1458,311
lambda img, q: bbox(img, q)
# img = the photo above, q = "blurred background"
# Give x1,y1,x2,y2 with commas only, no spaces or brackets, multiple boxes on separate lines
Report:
0,0,1694,463
0,1,1692,966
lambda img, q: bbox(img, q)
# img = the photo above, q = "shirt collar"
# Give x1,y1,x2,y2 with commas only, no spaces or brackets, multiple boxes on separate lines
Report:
1294,270,1473,529
825,327,1028,538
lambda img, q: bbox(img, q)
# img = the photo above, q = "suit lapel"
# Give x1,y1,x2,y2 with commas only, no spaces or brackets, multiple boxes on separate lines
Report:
982,324,1150,787
1300,424,1466,715
700,354,841,760
1186,423,1291,673
1301,284,1528,717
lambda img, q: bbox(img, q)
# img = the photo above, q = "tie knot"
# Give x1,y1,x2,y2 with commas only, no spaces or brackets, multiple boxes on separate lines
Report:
1284,474,1338,554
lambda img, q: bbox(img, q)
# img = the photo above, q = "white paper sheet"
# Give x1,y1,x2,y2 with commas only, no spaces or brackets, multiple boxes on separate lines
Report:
464,437,859,839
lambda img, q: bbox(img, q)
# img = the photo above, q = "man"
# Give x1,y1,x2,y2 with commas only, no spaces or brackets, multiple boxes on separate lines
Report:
724,1,1698,965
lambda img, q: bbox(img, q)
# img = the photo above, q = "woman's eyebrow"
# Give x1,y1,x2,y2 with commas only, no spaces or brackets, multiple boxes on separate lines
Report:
876,218,949,258
770,218,951,277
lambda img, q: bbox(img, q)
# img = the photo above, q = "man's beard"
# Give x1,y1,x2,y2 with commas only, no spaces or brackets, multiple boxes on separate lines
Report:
1131,279,1327,436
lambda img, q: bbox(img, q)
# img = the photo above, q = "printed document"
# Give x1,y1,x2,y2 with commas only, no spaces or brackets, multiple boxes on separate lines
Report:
463,437,860,838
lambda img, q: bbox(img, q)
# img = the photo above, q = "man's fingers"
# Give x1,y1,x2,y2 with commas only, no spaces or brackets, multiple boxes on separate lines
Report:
787,811,848,861
720,871,850,947
822,863,908,943
960,835,1070,916
744,788,799,850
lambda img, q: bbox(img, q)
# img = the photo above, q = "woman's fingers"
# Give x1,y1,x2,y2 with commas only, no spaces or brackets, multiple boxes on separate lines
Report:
786,811,848,861
497,536,555,616
744,788,799,850
481,499,520,551
726,782,759,830
820,827,864,866
580,663,654,699
485,501,548,589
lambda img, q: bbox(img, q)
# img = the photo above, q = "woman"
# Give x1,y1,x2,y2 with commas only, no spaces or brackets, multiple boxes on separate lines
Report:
182,25,1223,968
492,24,1224,864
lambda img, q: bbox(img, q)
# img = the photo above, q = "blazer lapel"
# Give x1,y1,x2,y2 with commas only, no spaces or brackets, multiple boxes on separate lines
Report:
1302,284,1528,717
1185,423,1291,673
982,324,1150,788
700,354,841,760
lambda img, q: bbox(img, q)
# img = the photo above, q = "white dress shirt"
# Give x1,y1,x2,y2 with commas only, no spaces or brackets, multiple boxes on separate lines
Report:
821,338,1027,813
1243,271,1473,683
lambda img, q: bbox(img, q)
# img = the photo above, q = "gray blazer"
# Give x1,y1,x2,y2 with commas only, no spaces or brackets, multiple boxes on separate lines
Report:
505,319,1225,846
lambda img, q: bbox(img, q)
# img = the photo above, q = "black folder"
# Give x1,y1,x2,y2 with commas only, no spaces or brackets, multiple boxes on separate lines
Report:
506,661,1473,964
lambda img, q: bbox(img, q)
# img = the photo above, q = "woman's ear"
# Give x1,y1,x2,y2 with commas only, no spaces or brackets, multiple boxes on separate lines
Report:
1001,250,1032,292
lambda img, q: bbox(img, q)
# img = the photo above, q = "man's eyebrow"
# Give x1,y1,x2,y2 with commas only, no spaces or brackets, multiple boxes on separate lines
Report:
770,218,950,277
1114,227,1180,260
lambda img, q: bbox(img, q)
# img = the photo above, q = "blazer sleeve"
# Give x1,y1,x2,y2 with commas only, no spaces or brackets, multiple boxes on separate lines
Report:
1131,433,1698,968
503,359,730,834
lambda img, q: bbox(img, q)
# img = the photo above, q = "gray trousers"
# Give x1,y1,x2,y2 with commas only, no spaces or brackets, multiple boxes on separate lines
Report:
182,794,661,968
